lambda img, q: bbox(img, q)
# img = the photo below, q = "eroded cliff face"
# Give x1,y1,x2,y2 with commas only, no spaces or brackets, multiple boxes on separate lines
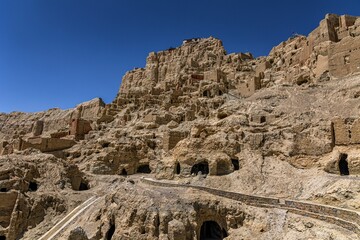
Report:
1,14,360,240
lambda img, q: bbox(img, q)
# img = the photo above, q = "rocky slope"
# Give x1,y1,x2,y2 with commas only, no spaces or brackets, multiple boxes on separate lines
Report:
1,13,360,240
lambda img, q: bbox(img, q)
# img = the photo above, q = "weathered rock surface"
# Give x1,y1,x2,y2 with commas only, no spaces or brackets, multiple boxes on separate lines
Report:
1,13,360,240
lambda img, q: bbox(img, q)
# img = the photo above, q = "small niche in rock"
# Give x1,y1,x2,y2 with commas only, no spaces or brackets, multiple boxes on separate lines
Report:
203,90,210,97
28,181,38,191
137,164,151,174
339,153,350,176
79,181,90,191
0,188,7,192
260,116,266,123
232,159,240,171
106,223,115,240
175,162,181,175
120,169,127,176
102,142,110,148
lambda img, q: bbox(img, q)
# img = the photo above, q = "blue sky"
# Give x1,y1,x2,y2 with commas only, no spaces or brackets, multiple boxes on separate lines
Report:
1,0,359,113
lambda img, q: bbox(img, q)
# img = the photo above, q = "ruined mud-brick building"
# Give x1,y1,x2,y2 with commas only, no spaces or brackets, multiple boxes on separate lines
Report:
2,14,360,240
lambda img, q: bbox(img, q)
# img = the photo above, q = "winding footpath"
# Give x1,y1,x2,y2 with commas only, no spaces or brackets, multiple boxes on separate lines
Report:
38,196,100,240
141,177,360,236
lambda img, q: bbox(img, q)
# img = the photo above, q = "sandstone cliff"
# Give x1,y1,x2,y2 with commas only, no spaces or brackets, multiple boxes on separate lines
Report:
1,14,360,240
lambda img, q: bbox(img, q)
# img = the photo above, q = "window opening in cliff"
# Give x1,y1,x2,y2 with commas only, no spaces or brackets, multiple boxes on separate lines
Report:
200,221,226,240
79,181,89,191
232,159,240,171
29,181,38,191
120,169,127,176
0,236,6,240
339,153,349,175
106,223,115,240
191,162,209,175
102,142,110,148
0,188,7,192
137,164,151,174
203,90,210,97
175,162,181,174
260,116,266,123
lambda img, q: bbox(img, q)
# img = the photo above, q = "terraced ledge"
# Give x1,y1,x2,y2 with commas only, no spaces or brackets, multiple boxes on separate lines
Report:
38,196,100,240
141,177,360,236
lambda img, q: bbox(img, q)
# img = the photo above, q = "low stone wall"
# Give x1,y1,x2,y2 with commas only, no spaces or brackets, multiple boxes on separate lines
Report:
141,178,360,235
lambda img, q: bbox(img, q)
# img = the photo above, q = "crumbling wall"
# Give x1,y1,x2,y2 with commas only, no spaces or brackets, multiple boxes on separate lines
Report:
332,117,360,145
163,131,188,151
328,36,360,78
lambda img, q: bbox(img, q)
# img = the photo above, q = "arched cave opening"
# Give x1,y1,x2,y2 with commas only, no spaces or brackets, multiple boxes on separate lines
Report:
120,169,127,176
0,236,6,240
29,181,38,191
0,188,7,192
137,164,151,174
218,90,223,96
339,153,350,176
175,162,181,175
106,223,115,240
79,181,89,191
200,221,227,240
231,159,240,171
191,162,209,175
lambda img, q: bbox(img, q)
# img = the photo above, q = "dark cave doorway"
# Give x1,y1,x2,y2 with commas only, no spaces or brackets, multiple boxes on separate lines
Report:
137,164,151,174
175,162,181,175
231,159,240,171
339,153,349,175
120,169,127,176
191,161,209,175
200,221,227,240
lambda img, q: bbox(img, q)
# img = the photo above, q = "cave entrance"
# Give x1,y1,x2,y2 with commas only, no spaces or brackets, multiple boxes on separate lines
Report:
79,181,89,191
231,159,239,171
191,161,209,175
120,169,127,176
29,181,38,191
137,164,151,174
0,236,6,240
0,188,7,192
200,221,227,240
339,153,349,176
175,162,181,175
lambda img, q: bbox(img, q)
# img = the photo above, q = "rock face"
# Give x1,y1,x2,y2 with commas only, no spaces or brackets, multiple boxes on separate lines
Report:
1,14,360,240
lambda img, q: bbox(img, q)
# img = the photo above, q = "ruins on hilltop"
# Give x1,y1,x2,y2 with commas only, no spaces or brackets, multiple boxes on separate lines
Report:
1,14,360,240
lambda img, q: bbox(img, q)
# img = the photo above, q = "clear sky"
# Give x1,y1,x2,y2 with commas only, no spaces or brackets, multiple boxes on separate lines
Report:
1,0,359,113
